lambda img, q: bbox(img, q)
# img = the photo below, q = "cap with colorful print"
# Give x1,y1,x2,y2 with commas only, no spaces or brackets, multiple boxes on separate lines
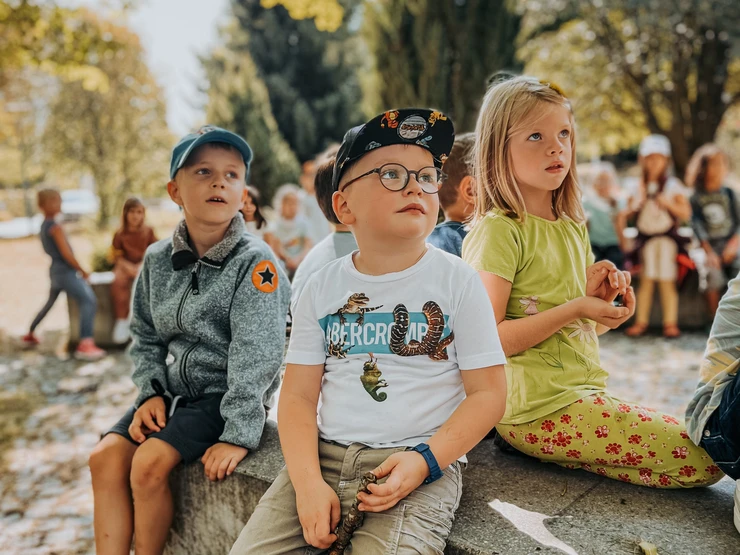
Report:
170,125,253,180
332,108,455,191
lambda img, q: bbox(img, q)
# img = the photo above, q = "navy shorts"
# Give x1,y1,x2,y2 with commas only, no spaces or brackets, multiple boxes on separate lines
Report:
700,369,740,480
107,393,226,463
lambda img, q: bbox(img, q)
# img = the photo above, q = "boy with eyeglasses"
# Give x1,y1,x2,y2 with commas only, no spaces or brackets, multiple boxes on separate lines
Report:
230,109,507,554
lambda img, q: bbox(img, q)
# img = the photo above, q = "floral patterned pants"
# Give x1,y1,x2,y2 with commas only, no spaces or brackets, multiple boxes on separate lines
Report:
497,394,725,488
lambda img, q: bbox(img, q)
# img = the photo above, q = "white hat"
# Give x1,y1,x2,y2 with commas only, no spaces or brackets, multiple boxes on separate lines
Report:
639,134,671,158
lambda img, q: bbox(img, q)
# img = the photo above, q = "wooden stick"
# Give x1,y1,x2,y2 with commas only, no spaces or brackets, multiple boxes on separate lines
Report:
328,472,377,555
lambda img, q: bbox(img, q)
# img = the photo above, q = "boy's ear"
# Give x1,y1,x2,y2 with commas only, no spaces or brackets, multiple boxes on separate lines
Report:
332,190,356,226
459,175,475,204
240,186,247,210
167,180,184,207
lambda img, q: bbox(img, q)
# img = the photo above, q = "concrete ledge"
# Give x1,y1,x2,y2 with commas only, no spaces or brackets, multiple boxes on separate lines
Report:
164,422,737,554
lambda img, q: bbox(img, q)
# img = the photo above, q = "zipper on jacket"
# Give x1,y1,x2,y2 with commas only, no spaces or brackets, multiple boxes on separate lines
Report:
179,339,199,398
191,261,201,295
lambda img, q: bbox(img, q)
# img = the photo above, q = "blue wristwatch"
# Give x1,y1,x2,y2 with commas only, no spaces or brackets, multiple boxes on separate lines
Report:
411,443,443,484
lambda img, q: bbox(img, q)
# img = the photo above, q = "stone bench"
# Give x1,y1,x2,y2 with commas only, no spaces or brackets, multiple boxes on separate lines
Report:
165,421,737,554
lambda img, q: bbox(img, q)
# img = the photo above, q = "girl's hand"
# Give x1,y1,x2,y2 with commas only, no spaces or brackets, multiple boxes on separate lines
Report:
201,443,248,481
586,261,630,302
357,451,429,513
295,479,341,549
575,289,635,329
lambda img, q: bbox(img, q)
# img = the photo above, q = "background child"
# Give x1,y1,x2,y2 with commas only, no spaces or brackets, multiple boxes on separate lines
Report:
88,126,290,555
427,132,476,257
685,271,740,533
298,158,332,244
290,144,357,309
23,188,105,361
620,135,692,338
231,109,506,553
583,164,625,268
266,184,312,278
110,197,157,344
686,144,740,318
241,185,268,239
463,76,722,488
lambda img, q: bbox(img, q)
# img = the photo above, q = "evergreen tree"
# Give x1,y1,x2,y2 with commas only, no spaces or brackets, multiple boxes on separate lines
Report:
362,0,522,132
229,0,364,162
203,37,301,202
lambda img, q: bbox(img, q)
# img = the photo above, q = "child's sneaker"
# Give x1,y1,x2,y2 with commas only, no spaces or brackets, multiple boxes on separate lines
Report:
112,319,130,344
21,333,40,347
734,479,739,534
74,338,106,361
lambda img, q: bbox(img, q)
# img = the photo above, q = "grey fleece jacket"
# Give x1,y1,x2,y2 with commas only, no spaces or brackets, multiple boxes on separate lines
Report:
129,215,290,450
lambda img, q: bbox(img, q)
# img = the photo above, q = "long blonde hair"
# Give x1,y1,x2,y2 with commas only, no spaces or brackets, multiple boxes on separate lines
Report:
473,75,584,224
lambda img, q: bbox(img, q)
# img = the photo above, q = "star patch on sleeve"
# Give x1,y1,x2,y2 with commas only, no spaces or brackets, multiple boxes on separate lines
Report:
251,260,278,293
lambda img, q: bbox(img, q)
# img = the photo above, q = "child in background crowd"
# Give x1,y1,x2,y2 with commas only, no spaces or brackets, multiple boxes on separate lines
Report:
299,158,332,244
620,135,692,338
110,197,157,344
267,184,313,278
583,164,625,268
686,144,740,319
290,144,357,309
241,185,268,240
23,188,106,360
427,132,476,257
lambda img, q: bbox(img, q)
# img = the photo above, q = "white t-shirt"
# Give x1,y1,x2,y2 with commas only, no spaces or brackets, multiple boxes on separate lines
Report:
268,216,311,258
245,220,267,239
300,192,331,245
291,232,358,311
286,245,506,449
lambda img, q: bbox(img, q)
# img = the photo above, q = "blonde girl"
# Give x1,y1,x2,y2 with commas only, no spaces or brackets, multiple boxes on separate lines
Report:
462,76,722,488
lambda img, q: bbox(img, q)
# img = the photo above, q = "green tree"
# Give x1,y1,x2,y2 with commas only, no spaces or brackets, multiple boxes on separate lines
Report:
521,0,740,174
203,37,301,202
362,0,522,132
43,18,172,228
225,0,364,162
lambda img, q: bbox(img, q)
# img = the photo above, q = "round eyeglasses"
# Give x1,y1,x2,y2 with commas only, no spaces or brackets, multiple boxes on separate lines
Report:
340,163,446,194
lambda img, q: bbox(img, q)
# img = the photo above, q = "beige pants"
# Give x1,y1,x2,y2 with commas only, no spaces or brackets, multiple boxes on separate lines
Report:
230,440,463,555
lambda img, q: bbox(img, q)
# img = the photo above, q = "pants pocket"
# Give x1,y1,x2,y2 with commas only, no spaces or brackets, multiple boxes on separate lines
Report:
701,433,740,479
394,500,451,554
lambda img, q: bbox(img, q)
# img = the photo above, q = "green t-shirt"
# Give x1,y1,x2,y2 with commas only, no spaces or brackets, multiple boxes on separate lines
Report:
462,209,607,424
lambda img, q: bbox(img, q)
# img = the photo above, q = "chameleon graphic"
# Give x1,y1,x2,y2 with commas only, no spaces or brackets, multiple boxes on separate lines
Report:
390,301,454,361
360,353,388,402
327,338,353,359
334,293,383,326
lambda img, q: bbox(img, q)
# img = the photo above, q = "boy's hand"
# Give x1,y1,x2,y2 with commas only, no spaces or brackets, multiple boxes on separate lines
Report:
706,250,722,270
586,261,630,303
201,443,248,482
295,479,341,549
357,451,429,513
575,290,635,329
722,239,739,265
128,396,167,443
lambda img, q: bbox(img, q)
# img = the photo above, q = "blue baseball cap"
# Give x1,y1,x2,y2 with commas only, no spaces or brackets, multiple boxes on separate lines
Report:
170,125,253,180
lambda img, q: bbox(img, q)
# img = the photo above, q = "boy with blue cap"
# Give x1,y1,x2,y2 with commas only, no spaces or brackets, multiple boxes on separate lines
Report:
88,126,290,555
231,109,507,553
